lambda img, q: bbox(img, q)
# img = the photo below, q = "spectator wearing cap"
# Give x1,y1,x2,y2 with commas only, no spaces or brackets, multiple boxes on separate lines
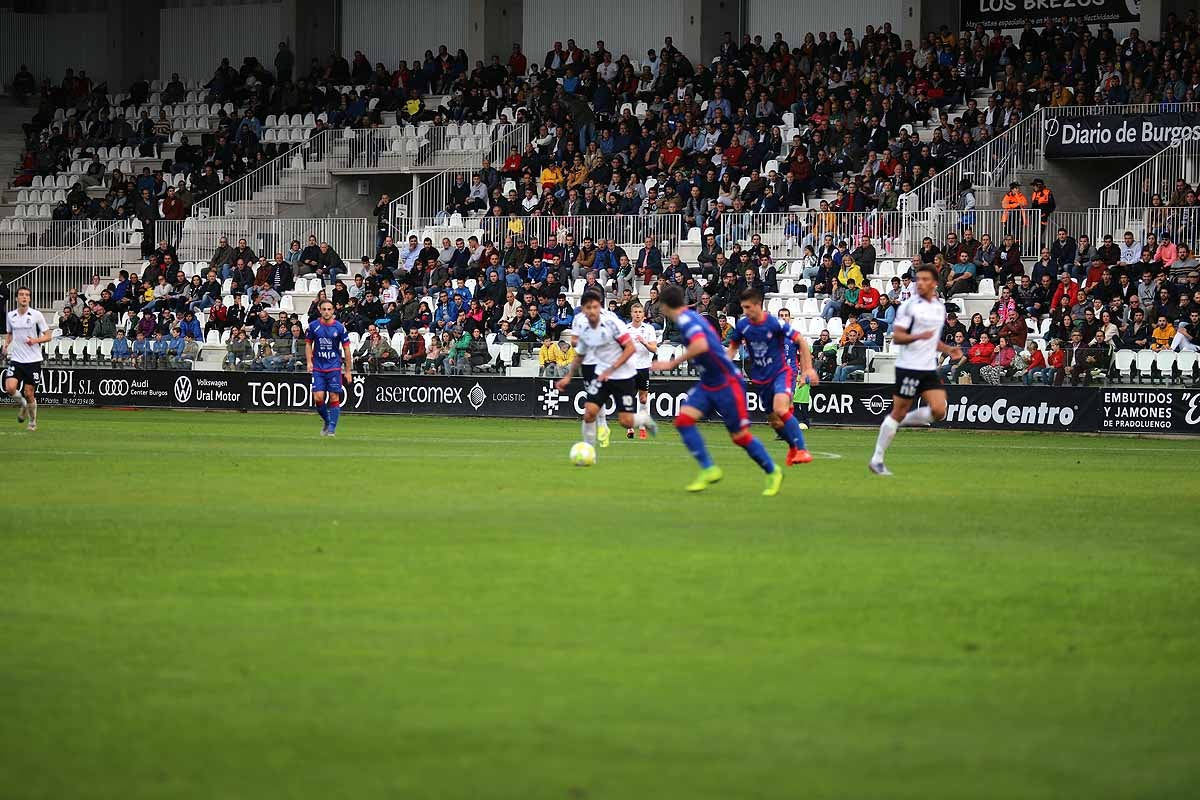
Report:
1029,179,1055,226
1155,234,1178,270
1001,182,1028,237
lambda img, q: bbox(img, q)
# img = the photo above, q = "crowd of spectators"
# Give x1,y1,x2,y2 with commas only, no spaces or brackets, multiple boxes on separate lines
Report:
29,192,1198,385
12,11,1200,231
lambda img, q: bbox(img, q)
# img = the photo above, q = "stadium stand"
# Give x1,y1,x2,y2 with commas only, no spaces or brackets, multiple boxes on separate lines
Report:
5,15,1200,386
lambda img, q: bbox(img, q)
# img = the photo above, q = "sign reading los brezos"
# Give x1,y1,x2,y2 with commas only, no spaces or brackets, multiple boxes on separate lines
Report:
962,0,1139,30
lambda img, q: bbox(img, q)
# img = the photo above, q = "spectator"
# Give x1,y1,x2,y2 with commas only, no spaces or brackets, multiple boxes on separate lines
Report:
979,334,1017,384
1151,315,1176,351
963,332,995,382
833,328,867,382
1018,341,1049,385
401,329,428,373
354,325,399,372
110,329,133,366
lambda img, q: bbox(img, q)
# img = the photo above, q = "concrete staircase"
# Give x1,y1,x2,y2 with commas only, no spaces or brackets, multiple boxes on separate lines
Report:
0,100,37,217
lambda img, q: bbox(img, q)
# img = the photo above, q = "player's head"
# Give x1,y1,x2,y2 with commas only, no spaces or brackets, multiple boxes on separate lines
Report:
778,308,791,322
579,291,604,324
658,285,687,321
738,287,765,319
15,286,30,308
630,301,645,324
318,299,335,322
913,264,938,298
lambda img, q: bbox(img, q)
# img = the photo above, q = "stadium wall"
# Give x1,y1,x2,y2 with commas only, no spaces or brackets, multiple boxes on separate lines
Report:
340,0,476,71
159,1,286,83
0,9,111,92
15,369,1200,435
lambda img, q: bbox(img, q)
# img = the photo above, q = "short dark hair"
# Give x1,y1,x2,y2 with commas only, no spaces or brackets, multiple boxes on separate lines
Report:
739,287,764,306
659,285,686,309
580,290,603,307
914,264,938,280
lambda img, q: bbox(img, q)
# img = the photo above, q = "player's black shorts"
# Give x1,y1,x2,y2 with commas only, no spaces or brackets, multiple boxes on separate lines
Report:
581,363,596,381
634,367,650,392
894,367,942,399
585,376,636,414
3,361,42,391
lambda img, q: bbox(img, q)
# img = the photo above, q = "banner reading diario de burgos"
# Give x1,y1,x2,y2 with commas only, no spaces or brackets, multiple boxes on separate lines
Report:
962,0,1139,31
1043,112,1200,158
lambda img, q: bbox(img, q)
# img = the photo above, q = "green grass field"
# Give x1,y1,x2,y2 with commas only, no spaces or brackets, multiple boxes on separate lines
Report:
2,409,1199,799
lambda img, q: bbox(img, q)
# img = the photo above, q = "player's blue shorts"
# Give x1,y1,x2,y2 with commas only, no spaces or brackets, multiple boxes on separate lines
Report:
311,369,343,395
749,369,794,411
684,379,751,433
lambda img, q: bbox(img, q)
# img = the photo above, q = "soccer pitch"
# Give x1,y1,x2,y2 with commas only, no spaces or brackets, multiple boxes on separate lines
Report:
2,409,1198,799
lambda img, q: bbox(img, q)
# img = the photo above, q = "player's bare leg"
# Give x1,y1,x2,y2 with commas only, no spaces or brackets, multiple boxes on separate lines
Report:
582,402,601,448
637,390,650,439
596,405,610,447
5,376,28,424
869,391,947,475
21,383,36,431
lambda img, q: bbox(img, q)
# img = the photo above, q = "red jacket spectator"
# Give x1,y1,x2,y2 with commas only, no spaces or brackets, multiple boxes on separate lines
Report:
856,285,881,312
968,341,995,364
1050,276,1079,310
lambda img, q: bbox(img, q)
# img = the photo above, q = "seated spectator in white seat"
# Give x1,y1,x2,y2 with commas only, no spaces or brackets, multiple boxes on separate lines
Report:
111,329,133,366
1172,321,1198,352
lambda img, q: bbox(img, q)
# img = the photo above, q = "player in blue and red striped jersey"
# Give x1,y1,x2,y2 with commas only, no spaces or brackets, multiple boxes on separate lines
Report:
651,285,784,496
727,289,819,466
305,299,352,437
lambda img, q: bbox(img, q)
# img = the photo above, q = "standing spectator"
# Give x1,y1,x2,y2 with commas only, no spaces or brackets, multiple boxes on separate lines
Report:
1029,179,1056,227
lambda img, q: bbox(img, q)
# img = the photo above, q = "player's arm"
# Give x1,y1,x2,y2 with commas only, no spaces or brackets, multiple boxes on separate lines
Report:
305,338,315,373
937,339,963,360
794,331,819,385
639,329,658,353
342,340,352,381
724,328,742,363
29,317,52,346
653,332,707,371
554,354,583,392
598,336,636,381
890,313,932,344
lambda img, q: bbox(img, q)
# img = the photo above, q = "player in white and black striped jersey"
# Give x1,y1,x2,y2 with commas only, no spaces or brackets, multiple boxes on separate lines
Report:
4,287,53,432
868,264,963,475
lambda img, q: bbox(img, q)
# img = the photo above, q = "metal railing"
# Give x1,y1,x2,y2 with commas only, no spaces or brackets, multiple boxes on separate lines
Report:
190,132,331,218
900,108,1046,213
901,103,1200,214
0,220,142,266
708,208,1087,261
309,123,527,173
1087,206,1200,250
6,220,135,312
397,213,684,254
323,126,432,172
421,123,529,169
1100,137,1200,208
157,218,373,267
388,169,474,233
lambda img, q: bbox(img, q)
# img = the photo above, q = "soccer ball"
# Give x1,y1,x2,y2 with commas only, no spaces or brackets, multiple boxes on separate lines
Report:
569,441,597,467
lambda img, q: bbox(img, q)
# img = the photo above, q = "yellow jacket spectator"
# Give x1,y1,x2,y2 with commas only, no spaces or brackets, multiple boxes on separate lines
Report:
836,257,863,289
